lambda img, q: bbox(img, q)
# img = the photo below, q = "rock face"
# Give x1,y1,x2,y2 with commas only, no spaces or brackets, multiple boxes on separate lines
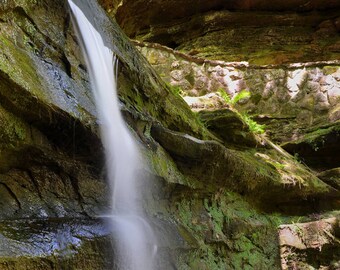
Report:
102,0,340,64
137,43,340,144
101,0,340,268
0,0,339,269
279,217,340,269
0,1,109,218
0,0,114,267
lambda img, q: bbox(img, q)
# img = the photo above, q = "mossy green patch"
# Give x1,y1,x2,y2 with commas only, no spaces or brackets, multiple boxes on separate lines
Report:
173,190,284,269
0,105,30,147
0,34,46,100
218,89,265,134
323,66,339,75
304,124,340,150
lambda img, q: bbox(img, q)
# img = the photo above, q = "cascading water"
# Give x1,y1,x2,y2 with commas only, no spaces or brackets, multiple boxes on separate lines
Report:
68,1,156,269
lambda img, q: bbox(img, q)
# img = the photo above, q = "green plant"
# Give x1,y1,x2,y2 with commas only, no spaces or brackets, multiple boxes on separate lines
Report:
218,89,251,105
204,199,224,235
218,88,265,134
218,88,232,104
231,89,251,105
242,113,266,134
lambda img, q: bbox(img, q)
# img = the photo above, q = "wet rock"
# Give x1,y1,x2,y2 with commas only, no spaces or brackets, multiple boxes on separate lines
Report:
0,218,113,270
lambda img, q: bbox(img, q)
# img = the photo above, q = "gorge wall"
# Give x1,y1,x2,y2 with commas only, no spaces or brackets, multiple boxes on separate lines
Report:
0,0,338,269
102,1,340,269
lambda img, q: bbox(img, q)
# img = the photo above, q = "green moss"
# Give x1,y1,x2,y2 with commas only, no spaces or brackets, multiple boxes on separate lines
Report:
296,123,340,151
167,83,184,97
172,190,284,269
0,106,29,146
0,34,46,100
250,93,262,105
218,89,265,134
323,66,339,75
204,198,224,235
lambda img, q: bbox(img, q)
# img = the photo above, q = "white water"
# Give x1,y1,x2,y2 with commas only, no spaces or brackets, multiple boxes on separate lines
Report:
69,1,156,269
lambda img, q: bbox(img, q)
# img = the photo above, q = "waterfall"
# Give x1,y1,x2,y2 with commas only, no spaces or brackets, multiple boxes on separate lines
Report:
68,1,156,269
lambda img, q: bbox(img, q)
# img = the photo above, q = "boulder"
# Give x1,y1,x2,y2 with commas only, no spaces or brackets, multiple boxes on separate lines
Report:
279,217,340,270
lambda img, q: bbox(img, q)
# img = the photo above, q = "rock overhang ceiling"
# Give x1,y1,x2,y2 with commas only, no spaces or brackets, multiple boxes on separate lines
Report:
100,0,340,64
101,0,340,35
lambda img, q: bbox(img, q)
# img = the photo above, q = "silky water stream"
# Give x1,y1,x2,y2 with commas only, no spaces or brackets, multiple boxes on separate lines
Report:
69,1,157,269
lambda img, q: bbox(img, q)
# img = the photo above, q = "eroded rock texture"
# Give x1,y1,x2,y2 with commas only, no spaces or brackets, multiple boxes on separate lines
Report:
0,0,338,269
100,0,339,268
279,217,340,269
102,0,340,64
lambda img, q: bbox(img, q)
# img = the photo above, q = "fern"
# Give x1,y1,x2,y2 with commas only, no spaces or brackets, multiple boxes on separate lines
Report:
231,90,251,105
242,114,266,134
218,88,232,104
218,89,251,105
218,88,265,134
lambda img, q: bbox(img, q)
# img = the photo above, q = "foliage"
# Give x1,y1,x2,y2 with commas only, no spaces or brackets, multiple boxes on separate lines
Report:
204,199,224,235
218,88,265,134
242,113,266,134
218,89,251,105
218,88,232,104
231,89,251,105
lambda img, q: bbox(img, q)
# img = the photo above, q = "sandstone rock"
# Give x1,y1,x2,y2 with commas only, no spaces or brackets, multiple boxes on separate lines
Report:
0,0,339,268
328,86,340,106
104,0,340,64
183,93,226,110
305,81,321,93
197,109,257,147
135,44,340,138
318,168,340,190
315,92,328,103
299,95,315,111
170,69,185,81
315,101,331,113
329,105,340,122
282,122,340,169
279,217,340,270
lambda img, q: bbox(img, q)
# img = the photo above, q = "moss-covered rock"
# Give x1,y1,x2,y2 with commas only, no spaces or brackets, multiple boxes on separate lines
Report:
282,121,340,170
197,109,258,147
0,0,338,268
105,0,340,65
318,168,340,190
